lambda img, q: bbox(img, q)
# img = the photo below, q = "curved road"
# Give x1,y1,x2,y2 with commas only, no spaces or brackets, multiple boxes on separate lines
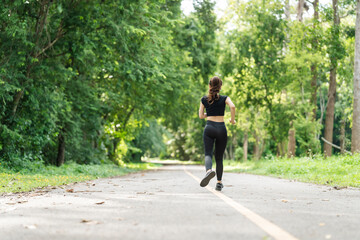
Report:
0,164,359,240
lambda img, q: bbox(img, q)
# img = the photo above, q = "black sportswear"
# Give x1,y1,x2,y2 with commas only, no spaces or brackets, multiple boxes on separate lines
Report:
201,95,228,116
203,121,227,181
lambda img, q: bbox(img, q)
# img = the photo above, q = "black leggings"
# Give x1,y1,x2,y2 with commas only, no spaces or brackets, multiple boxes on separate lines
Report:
203,121,227,181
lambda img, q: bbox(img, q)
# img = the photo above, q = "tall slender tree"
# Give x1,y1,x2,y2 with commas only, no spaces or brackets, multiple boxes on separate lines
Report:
310,0,319,120
297,0,305,21
352,0,360,153
324,0,340,157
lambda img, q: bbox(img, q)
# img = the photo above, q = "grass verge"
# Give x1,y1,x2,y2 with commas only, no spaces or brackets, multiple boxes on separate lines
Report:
223,154,360,188
0,161,160,194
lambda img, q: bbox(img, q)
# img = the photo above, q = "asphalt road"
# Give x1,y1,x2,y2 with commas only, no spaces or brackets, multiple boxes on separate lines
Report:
0,164,359,240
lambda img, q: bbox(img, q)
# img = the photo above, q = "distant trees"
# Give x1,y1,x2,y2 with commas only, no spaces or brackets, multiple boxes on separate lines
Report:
217,0,357,160
0,0,198,168
0,0,359,166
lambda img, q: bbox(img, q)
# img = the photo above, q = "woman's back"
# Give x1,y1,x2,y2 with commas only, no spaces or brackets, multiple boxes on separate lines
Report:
201,95,228,122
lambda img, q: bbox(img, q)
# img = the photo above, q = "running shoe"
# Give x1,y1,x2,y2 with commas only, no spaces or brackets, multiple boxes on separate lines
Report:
200,170,216,187
215,182,223,191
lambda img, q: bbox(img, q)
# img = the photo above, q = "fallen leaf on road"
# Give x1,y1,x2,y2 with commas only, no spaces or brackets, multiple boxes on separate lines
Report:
281,199,288,203
319,223,325,226
333,186,347,190
322,199,330,201
66,189,74,193
6,202,16,205
95,201,105,205
81,219,101,225
24,224,37,229
17,201,28,204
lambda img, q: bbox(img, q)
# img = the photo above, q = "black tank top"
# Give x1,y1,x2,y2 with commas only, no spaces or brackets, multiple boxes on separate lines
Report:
201,95,228,116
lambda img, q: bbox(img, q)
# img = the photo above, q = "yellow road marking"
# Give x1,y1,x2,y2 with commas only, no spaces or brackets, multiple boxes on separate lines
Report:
184,167,299,240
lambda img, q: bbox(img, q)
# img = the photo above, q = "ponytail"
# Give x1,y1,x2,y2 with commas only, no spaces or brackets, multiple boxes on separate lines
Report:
207,76,222,104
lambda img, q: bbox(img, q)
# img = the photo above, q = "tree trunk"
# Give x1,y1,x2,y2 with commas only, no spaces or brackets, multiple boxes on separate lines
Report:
277,140,287,157
297,0,305,22
324,68,337,157
324,0,339,157
56,131,65,167
229,137,234,160
231,134,237,160
253,132,261,161
224,148,230,160
259,139,265,159
11,90,24,116
340,119,346,154
287,121,296,158
311,0,319,120
285,0,290,20
310,65,317,119
243,132,248,161
352,0,360,153
253,136,259,161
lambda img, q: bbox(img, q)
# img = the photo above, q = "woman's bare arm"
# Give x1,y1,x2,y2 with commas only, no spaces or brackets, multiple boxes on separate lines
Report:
199,102,207,119
226,97,236,125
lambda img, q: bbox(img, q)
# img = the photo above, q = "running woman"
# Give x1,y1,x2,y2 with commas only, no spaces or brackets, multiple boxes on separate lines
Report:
198,76,236,191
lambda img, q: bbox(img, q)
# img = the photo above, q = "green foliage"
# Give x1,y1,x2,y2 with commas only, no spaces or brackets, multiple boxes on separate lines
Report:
234,147,244,161
0,0,197,167
293,115,321,155
216,0,356,159
0,0,357,168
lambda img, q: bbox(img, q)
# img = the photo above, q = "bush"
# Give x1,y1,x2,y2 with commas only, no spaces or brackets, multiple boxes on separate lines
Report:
235,147,244,161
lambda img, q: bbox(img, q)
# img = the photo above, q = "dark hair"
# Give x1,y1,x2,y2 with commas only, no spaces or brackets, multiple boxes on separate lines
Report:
207,76,222,104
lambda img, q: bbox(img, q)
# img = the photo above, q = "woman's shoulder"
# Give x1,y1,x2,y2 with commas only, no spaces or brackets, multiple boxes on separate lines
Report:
201,96,208,104
220,95,228,100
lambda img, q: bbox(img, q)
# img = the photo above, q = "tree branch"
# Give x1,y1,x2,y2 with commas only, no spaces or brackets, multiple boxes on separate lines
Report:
35,21,66,58
321,137,352,154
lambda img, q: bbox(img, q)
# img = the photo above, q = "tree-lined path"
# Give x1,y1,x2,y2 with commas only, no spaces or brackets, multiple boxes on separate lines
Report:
1,164,359,240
